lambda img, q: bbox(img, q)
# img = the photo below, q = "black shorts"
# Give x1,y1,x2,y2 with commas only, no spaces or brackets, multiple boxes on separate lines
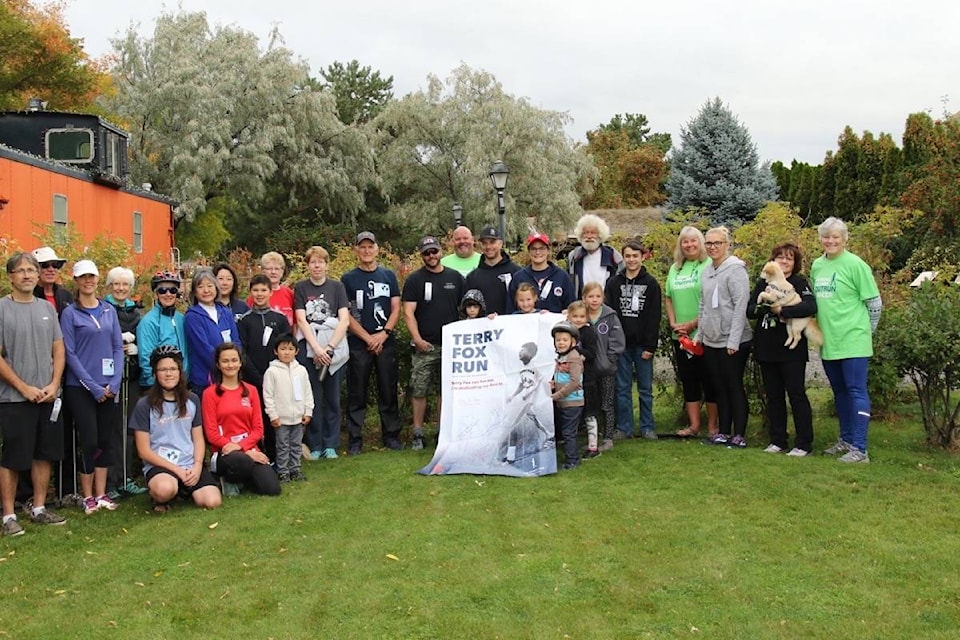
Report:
0,402,64,470
145,466,218,497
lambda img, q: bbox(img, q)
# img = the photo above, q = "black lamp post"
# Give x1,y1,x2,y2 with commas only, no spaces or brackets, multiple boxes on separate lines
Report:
488,160,509,240
452,202,463,228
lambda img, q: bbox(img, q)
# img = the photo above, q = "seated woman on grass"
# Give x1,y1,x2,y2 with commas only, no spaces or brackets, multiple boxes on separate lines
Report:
202,343,280,496
131,346,221,512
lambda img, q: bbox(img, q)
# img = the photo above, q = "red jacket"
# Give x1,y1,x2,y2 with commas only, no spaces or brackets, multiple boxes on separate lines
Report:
202,383,264,453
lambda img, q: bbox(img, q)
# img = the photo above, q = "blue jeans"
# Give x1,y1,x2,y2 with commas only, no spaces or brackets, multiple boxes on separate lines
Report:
616,345,654,436
822,357,870,453
299,345,344,452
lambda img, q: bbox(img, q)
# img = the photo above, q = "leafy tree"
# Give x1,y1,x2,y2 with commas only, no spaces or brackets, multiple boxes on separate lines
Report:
596,112,672,155
374,64,596,247
0,0,105,111
105,10,376,244
665,98,777,226
319,60,393,125
582,129,667,209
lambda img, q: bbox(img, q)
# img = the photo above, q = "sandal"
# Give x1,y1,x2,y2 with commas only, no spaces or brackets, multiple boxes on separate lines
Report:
676,427,700,437
152,501,172,514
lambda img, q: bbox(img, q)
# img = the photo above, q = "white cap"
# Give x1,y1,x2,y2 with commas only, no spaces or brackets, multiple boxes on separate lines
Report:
72,260,99,278
32,246,65,265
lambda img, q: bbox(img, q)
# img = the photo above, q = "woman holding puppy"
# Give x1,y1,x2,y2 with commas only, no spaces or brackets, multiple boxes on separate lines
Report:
747,244,817,456
811,217,881,463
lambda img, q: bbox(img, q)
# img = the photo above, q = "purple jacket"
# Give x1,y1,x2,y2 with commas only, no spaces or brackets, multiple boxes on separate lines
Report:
61,299,124,400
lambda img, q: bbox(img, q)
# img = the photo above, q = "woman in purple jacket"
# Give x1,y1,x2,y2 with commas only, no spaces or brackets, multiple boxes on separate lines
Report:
61,260,124,515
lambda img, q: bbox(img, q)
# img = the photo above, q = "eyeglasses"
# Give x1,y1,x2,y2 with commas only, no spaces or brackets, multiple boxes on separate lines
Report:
528,245,549,252
10,268,39,276
39,262,64,270
156,286,179,295
421,249,440,257
704,241,728,248
155,367,180,374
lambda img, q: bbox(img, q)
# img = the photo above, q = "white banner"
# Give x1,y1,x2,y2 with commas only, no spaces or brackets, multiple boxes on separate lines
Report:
418,313,562,477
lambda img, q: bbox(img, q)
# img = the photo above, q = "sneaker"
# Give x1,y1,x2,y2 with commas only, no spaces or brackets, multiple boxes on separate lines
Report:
728,435,747,448
308,450,323,461
320,448,338,459
20,497,34,516
598,438,614,452
707,432,729,445
106,489,122,501
59,493,84,509
2,517,24,537
411,432,425,451
220,478,242,497
764,444,784,453
29,508,66,525
383,438,403,451
290,470,306,482
838,449,870,463
82,496,99,515
583,448,601,459
121,479,148,495
277,472,291,483
96,494,119,511
640,430,658,440
612,430,632,440
823,439,851,455
347,444,362,456
561,460,581,470
786,448,811,457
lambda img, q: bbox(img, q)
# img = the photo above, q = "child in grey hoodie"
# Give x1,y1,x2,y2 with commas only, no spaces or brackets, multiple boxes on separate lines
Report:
262,334,315,481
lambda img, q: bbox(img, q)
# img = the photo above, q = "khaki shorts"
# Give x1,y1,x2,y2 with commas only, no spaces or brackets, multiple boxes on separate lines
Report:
409,345,442,397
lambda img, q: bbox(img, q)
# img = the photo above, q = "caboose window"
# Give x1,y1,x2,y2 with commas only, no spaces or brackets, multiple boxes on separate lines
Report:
46,128,94,163
133,211,143,253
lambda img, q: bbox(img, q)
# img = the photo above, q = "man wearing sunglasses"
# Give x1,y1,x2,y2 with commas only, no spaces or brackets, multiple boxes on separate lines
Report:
402,236,464,450
136,272,190,391
31,247,73,317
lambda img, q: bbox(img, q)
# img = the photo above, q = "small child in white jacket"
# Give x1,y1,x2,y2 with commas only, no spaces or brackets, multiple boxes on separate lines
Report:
262,334,314,481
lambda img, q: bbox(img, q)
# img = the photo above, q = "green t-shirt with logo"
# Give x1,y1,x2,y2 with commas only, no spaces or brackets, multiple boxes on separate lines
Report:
810,250,879,360
665,258,710,339
440,252,481,278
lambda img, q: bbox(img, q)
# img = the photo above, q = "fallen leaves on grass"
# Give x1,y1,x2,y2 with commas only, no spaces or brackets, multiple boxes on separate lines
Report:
386,554,399,561
209,522,219,529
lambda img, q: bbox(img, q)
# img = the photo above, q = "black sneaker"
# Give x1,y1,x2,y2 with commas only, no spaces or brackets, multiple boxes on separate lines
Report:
383,438,402,451
277,472,291,483
561,460,581,470
347,444,362,456
289,470,306,481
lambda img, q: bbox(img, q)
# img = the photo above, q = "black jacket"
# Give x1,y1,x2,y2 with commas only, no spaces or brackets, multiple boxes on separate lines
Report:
464,251,521,316
604,267,661,351
34,283,73,317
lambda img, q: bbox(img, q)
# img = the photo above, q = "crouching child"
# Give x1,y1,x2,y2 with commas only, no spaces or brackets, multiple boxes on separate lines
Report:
551,321,584,470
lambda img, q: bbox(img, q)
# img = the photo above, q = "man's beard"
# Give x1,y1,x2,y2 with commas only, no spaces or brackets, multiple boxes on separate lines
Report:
580,238,600,252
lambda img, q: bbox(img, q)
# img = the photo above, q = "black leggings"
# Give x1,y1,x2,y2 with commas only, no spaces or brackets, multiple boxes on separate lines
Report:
673,340,716,403
215,451,281,496
64,386,120,474
702,343,751,437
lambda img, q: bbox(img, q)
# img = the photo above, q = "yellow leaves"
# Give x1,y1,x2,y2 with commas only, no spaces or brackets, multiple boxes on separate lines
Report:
386,554,399,561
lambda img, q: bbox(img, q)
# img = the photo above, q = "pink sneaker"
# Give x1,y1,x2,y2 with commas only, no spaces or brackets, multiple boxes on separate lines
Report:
96,494,118,511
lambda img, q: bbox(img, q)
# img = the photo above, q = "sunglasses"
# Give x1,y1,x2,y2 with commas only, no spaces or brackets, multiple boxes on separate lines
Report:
421,249,440,257
39,261,65,270
156,286,179,295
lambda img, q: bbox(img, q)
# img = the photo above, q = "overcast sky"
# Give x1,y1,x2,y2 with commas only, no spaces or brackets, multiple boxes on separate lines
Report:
62,0,959,165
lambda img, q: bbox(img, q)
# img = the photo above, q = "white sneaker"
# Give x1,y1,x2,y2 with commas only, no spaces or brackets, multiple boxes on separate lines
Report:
786,448,811,457
838,449,870,463
763,444,784,453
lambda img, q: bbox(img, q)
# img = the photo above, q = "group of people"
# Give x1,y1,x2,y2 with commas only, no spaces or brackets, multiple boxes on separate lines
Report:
0,213,881,535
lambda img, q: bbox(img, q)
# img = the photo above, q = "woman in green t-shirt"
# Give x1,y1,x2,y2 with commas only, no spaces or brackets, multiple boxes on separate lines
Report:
810,217,881,464
665,226,718,437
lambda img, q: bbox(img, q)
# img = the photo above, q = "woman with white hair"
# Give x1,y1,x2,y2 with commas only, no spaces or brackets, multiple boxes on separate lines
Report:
810,217,881,463
566,213,623,296
103,266,147,497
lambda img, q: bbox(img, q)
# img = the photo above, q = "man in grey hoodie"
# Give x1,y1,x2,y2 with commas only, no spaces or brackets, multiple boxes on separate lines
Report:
696,227,753,448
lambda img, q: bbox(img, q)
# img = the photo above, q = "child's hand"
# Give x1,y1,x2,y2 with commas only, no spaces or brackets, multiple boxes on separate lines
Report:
487,313,498,320
270,418,281,427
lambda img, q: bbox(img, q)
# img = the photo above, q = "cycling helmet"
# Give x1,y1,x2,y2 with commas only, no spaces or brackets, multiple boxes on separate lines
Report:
151,271,181,290
551,320,580,342
149,345,184,370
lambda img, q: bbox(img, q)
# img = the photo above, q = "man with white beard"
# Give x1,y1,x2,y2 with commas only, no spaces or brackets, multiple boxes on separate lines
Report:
566,214,623,297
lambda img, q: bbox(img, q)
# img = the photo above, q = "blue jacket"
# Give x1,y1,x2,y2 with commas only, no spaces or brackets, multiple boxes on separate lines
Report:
184,303,241,389
61,299,124,400
507,263,576,314
137,303,189,387
567,244,623,297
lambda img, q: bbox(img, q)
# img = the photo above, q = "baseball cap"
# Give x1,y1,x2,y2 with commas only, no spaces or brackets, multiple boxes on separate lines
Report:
355,231,378,245
479,225,501,240
32,246,66,267
526,233,550,247
418,236,441,253
72,259,99,278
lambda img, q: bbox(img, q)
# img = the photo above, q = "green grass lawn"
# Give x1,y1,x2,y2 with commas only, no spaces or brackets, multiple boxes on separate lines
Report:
3,393,960,639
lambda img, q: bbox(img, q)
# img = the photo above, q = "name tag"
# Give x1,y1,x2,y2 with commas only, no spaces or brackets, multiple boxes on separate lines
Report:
158,446,181,464
540,280,553,300
293,378,304,402
424,282,433,302
262,326,273,347
631,290,640,312
221,329,232,342
355,290,364,310
102,358,115,376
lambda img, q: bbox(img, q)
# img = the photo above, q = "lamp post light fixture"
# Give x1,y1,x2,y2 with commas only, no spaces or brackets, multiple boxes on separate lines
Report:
452,202,463,228
488,160,509,241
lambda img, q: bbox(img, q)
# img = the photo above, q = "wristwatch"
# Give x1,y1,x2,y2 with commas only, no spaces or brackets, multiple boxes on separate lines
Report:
384,328,394,336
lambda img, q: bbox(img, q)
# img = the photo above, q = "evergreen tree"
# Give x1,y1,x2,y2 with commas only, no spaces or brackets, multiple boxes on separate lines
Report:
665,98,777,226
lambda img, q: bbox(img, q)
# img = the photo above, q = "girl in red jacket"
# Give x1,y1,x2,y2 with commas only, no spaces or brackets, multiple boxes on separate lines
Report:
202,343,280,496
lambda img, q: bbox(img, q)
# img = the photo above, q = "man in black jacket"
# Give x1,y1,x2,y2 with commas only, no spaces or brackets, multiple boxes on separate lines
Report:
464,225,521,316
604,241,661,439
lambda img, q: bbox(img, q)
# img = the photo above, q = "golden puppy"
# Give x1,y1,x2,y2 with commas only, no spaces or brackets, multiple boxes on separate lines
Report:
756,261,823,349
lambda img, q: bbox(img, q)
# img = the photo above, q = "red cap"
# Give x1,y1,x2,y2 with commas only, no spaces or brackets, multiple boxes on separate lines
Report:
526,233,550,247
